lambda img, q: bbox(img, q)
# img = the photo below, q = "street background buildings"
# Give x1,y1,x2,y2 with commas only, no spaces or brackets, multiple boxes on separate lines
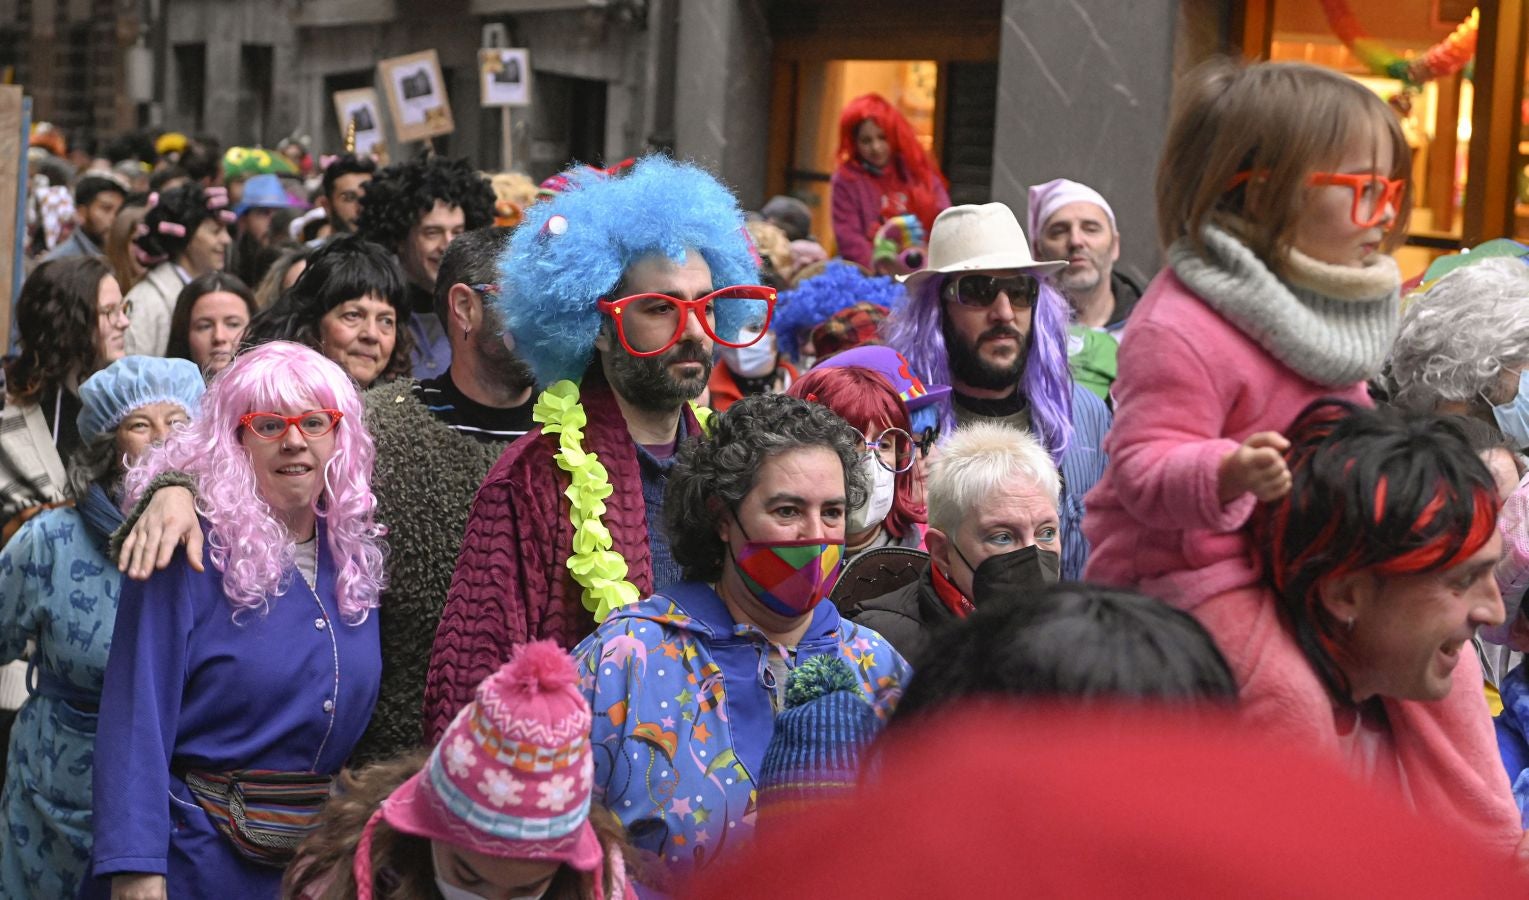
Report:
2,0,1523,281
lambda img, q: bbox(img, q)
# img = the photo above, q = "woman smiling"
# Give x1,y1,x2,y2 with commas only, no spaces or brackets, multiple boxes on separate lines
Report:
247,235,414,389
84,342,385,900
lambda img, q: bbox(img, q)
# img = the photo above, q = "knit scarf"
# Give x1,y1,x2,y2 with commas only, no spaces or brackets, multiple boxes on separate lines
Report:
1168,225,1400,388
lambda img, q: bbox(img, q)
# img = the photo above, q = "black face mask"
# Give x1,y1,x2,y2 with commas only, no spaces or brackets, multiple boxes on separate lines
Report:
969,545,1061,608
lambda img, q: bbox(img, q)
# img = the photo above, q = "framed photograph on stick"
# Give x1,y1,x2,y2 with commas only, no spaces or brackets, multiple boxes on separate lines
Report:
378,49,455,143
331,88,387,158
480,48,532,108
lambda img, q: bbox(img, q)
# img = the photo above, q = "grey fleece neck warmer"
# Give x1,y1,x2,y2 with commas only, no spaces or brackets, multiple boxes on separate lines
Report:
1168,225,1400,388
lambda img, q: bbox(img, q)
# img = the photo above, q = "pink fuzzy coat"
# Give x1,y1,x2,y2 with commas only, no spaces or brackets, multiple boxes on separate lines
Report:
1084,269,1522,852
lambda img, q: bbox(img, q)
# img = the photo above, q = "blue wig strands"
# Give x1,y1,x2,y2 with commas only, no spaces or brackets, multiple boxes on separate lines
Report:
887,277,1075,458
772,261,905,360
494,155,760,386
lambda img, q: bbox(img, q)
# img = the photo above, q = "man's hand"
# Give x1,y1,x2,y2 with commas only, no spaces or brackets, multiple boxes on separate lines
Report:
1217,431,1292,505
117,486,202,580
111,873,166,900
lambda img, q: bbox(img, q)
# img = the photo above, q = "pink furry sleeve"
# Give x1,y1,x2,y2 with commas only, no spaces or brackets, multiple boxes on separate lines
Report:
1106,321,1257,533
830,168,875,268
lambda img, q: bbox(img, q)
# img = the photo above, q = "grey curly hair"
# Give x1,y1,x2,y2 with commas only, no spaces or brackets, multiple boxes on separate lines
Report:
65,434,119,501
665,393,868,583
1387,257,1529,414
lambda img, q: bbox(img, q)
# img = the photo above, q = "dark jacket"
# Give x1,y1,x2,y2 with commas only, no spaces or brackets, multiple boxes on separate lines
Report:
838,548,949,667
839,544,1063,667
1105,268,1146,333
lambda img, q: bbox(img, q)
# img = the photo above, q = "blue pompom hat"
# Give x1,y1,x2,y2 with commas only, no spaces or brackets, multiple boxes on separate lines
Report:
757,655,884,818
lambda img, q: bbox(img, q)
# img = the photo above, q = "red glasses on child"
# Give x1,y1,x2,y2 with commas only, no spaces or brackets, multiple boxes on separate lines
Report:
239,409,344,440
1228,170,1406,228
596,285,777,357
1308,172,1407,228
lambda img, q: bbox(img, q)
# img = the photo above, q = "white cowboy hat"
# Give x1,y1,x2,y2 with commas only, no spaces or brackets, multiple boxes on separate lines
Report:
899,202,1067,288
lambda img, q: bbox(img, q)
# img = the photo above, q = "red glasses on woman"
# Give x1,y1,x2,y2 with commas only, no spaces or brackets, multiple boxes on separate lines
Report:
596,285,777,357
239,409,344,440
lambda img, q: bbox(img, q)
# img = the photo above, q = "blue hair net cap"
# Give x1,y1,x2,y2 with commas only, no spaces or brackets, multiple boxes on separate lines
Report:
77,356,206,444
494,154,760,386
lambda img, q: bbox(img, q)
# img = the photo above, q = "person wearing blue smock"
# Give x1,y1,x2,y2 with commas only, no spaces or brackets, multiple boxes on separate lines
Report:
84,341,386,900
0,356,204,899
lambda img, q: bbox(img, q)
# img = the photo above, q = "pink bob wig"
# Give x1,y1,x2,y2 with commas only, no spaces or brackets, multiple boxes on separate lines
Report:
123,340,385,623
788,365,926,540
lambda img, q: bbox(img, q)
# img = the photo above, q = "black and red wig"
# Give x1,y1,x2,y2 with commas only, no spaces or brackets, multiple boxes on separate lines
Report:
1253,399,1500,704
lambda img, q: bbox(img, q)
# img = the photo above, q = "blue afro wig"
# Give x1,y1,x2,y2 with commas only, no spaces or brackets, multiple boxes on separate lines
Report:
495,155,759,386
772,261,905,360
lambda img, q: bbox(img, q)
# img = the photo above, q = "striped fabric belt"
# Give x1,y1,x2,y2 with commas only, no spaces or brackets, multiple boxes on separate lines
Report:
180,768,335,867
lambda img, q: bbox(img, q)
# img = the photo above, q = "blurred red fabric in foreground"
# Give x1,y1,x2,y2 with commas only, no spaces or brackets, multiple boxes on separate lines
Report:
682,704,1526,899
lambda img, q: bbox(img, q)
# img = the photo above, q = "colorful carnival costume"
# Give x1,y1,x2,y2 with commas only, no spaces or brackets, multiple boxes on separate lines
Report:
573,581,908,870
423,156,762,740
86,524,381,899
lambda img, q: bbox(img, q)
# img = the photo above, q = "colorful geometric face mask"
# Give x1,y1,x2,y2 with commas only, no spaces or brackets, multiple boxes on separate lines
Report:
729,522,845,618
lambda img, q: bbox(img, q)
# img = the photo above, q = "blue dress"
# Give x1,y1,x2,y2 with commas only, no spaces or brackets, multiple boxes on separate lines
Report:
0,485,123,898
84,522,380,900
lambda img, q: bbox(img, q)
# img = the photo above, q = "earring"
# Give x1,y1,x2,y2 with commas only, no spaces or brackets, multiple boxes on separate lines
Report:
464,326,471,339
1346,616,1356,633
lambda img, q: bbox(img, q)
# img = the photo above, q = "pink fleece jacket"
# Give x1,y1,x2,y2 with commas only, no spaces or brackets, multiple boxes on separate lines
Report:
1084,270,1522,851
1082,269,1369,601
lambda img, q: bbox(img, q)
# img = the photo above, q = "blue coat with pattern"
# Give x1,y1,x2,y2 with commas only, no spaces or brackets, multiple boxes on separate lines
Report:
0,486,122,898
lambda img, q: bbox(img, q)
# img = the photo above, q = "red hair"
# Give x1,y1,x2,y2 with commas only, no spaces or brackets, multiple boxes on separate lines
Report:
788,365,925,539
836,93,947,232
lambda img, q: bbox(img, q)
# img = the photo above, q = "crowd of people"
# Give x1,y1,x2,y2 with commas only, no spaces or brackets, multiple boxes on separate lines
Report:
3,56,1529,896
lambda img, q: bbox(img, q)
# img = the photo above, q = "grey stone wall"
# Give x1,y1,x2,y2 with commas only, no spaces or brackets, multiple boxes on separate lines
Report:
993,0,1188,283
673,0,772,208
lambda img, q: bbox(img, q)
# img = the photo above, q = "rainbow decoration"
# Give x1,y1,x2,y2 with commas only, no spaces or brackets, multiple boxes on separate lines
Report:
1318,1,1478,87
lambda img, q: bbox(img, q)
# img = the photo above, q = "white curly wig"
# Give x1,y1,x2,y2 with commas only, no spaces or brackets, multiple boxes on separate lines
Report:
1387,257,1529,413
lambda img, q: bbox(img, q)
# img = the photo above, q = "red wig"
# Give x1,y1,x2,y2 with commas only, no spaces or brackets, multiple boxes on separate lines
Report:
836,93,947,232
788,365,925,540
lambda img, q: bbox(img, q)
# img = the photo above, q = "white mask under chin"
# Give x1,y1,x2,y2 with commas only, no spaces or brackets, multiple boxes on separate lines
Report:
848,455,895,534
719,327,778,378
431,844,550,900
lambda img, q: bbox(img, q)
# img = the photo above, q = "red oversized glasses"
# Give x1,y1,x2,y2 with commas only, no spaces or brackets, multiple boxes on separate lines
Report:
596,285,777,358
1227,170,1407,228
239,409,344,440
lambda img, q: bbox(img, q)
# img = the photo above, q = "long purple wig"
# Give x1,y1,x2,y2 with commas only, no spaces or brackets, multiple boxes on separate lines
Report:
886,277,1075,459
123,341,386,623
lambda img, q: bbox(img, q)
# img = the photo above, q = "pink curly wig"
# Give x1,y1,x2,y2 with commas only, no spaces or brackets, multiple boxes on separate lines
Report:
123,341,385,623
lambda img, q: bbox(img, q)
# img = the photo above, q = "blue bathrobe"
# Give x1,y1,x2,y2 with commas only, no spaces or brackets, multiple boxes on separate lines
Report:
0,485,123,898
84,521,380,899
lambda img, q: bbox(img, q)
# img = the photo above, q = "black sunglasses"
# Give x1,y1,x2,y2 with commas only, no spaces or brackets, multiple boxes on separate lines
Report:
941,273,1040,309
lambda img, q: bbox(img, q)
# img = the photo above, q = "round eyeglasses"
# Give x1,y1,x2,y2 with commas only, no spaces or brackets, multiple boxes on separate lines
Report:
596,285,777,357
239,409,344,441
860,427,915,474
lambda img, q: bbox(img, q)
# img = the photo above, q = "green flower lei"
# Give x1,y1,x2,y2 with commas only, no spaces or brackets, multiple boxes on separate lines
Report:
532,380,714,623
533,380,641,622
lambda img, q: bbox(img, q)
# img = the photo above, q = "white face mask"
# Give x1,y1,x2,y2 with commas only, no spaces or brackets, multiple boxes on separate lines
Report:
848,454,895,534
432,844,549,900
720,328,778,378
